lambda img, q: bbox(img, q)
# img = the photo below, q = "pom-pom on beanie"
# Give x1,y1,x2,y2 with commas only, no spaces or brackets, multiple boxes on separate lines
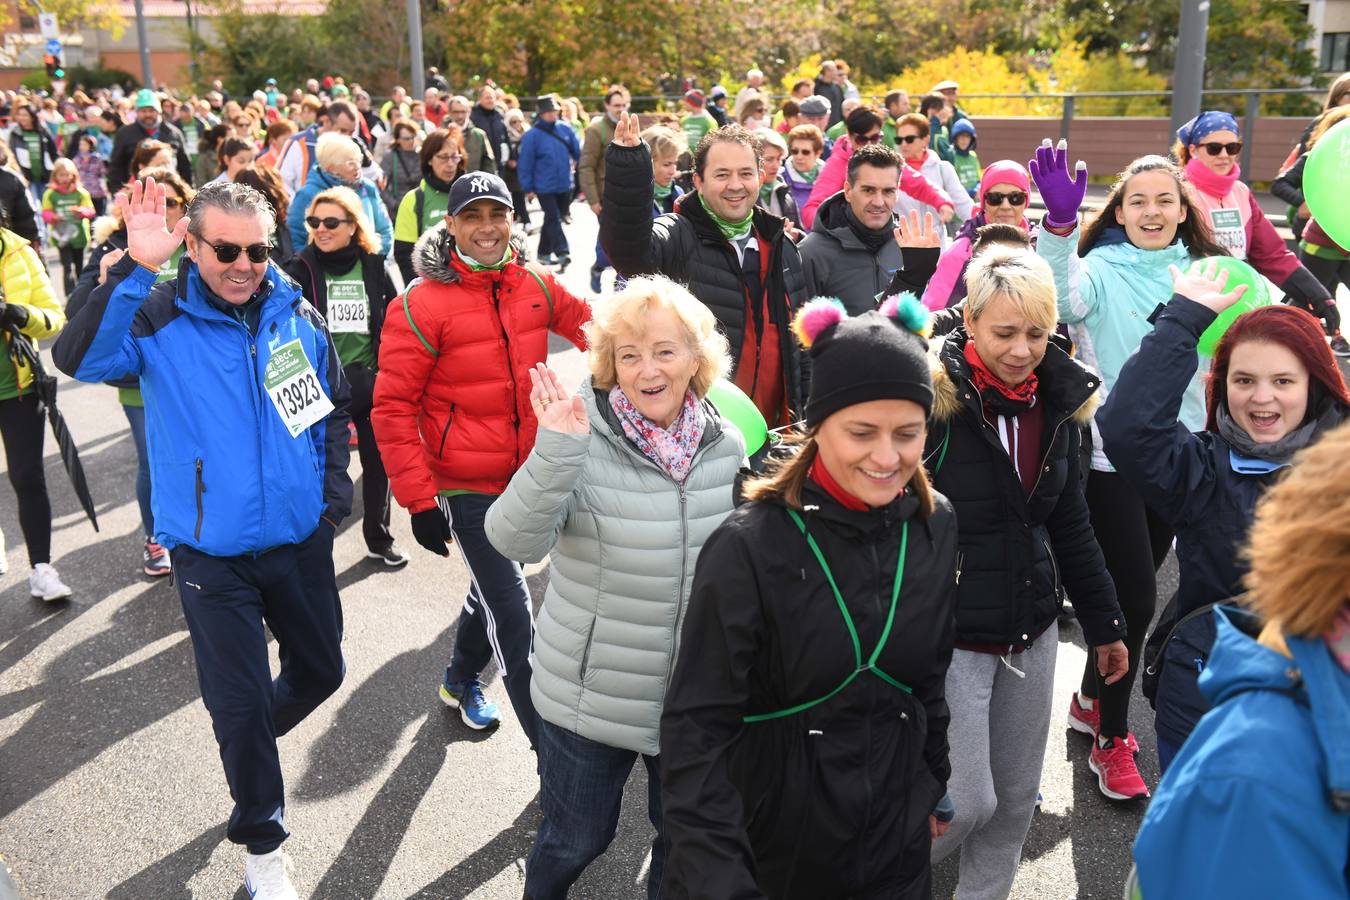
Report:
793,293,934,428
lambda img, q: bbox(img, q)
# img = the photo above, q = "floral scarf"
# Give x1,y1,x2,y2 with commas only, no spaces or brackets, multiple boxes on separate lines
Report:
963,341,1038,415
608,386,706,484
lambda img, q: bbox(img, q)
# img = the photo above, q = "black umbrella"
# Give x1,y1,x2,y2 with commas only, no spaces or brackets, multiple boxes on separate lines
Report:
6,324,99,531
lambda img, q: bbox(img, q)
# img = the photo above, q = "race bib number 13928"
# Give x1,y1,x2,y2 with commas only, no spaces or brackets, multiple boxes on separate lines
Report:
263,339,335,437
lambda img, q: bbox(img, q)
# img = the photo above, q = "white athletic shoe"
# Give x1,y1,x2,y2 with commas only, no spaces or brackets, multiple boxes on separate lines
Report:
29,563,71,601
244,848,298,900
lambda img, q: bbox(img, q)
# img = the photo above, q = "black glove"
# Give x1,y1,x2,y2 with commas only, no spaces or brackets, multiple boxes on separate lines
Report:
0,303,29,328
1282,267,1340,335
1314,297,1341,336
410,506,452,556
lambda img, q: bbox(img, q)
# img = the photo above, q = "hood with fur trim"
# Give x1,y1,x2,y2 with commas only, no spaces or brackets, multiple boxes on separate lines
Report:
410,218,528,284
92,214,123,247
929,327,1100,426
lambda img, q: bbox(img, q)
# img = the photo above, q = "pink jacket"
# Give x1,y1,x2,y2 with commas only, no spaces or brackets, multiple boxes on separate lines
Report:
800,135,953,229
1186,160,1300,285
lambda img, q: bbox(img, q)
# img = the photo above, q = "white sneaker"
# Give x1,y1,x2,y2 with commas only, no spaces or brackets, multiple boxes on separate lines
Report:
244,848,298,900
29,563,71,602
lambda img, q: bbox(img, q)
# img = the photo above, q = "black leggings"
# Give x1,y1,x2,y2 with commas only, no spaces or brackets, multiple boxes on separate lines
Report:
1080,469,1172,738
58,246,85,296
0,393,51,566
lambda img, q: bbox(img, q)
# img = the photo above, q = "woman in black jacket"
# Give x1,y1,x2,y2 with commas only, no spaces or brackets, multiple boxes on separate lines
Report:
925,247,1127,895
661,294,959,899
283,185,405,566
1096,262,1350,772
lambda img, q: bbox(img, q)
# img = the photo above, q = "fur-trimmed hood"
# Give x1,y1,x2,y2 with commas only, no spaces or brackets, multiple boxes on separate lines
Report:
410,218,528,284
91,214,123,247
929,327,1100,425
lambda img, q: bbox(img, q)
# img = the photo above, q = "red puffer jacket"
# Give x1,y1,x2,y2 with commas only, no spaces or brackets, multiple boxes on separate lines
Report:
373,221,590,512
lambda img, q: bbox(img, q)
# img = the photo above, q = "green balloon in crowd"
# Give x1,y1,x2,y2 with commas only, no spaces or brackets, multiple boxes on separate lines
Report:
706,379,768,455
1303,118,1350,250
1190,256,1273,356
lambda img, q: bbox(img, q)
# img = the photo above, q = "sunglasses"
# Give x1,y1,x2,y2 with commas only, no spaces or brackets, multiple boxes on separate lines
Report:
164,196,183,209
207,241,271,264
1200,141,1242,157
983,190,1027,207
790,147,816,156
306,215,352,230
897,134,925,145
857,131,883,144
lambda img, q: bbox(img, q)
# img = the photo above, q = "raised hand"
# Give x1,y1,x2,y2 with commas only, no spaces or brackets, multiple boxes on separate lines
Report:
895,209,941,249
529,363,589,434
1028,138,1087,229
1169,261,1248,315
116,176,190,269
97,248,126,285
937,204,955,224
611,111,642,148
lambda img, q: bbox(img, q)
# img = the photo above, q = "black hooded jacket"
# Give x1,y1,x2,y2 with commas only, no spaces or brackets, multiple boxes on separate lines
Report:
660,480,958,899
600,141,809,420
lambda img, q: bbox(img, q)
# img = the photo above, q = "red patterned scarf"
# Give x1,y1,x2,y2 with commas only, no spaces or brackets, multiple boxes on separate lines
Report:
964,341,1039,415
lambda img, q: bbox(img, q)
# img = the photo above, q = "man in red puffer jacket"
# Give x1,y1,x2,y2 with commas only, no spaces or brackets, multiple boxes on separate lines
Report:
374,172,590,744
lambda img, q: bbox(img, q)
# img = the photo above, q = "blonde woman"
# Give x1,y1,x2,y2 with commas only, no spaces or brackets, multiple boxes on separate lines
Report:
283,187,404,566
484,276,744,899
1131,418,1350,899
287,132,393,255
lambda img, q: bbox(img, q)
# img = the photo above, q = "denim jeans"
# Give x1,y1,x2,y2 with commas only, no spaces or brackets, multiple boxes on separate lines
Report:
122,403,153,537
526,718,666,900
441,492,539,746
535,192,571,259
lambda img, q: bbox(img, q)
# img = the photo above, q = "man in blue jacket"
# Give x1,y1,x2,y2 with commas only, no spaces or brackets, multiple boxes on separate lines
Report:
52,178,352,900
518,95,580,268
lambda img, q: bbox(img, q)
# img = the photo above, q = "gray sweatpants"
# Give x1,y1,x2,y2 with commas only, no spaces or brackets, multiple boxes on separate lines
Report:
931,621,1058,900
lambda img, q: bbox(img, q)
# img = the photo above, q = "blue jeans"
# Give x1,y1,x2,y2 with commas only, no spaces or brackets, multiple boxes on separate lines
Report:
526,718,666,900
1156,734,1181,775
122,403,153,537
441,492,539,746
535,192,571,259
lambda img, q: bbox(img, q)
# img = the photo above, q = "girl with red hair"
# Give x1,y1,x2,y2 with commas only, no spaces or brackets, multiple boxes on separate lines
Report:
1096,261,1350,771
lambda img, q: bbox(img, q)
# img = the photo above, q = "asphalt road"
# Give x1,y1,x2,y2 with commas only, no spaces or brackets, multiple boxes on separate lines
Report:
0,199,1342,900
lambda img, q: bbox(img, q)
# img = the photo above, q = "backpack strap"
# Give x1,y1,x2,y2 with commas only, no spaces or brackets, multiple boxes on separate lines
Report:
414,186,425,232
401,284,437,356
523,266,553,324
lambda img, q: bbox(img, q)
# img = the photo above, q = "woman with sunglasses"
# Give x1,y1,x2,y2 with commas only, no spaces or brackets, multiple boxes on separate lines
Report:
392,127,466,283
64,166,195,577
891,113,974,250
287,133,393,259
380,122,421,220
284,187,406,567
1173,111,1346,356
800,106,955,231
922,161,1034,310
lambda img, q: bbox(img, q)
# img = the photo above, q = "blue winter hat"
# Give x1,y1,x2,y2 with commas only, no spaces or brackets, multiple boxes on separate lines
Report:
950,119,976,147
1176,111,1239,147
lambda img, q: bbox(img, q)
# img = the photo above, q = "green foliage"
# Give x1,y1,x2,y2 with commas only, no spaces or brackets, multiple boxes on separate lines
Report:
188,0,329,95
20,72,52,93
66,66,138,92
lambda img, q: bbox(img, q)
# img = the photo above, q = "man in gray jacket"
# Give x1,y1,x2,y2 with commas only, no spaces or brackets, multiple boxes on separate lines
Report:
447,95,497,174
799,143,936,314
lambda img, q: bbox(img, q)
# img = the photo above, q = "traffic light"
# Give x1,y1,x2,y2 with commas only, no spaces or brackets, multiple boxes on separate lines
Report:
43,53,63,79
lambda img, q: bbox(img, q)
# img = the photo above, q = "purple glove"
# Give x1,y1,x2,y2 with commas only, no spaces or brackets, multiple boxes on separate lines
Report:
1028,139,1087,229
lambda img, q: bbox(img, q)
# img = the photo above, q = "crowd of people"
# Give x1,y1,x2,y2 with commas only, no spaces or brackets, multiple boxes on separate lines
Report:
0,60,1346,899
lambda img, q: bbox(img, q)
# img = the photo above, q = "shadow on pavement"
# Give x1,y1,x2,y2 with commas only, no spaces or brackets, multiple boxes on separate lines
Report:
105,822,228,900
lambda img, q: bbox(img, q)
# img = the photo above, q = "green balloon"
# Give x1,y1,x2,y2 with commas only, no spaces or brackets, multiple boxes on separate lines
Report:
707,379,768,455
1304,118,1350,250
1189,256,1273,357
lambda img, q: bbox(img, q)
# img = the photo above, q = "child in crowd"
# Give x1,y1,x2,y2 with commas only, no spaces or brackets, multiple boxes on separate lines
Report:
950,120,982,199
74,134,109,216
40,158,95,294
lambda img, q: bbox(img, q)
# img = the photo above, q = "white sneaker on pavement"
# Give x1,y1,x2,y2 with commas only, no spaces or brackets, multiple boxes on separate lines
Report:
244,848,298,900
29,563,71,601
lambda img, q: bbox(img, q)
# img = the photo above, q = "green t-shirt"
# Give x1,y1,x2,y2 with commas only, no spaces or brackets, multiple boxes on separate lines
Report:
118,386,144,407
952,150,982,194
0,347,22,401
43,187,90,249
156,245,185,283
394,181,450,244
22,132,45,180
324,266,375,369
181,122,199,160
682,110,715,155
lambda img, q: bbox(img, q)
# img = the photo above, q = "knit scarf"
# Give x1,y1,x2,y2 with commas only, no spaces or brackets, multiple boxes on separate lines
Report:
702,198,754,241
843,205,894,254
790,160,823,184
963,341,1038,415
759,182,775,206
1214,401,1332,464
1327,606,1350,677
653,181,674,203
608,386,706,484
312,241,361,276
1184,157,1241,201
454,242,514,272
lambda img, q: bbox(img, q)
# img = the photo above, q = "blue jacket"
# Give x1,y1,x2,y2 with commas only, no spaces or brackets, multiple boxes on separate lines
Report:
52,253,352,556
1098,295,1347,745
518,118,580,195
288,166,393,257
1133,609,1350,899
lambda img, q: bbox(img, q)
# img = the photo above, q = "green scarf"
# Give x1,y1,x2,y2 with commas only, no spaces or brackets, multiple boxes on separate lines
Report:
454,243,514,272
759,183,775,206
792,160,823,184
653,181,674,203
702,197,754,242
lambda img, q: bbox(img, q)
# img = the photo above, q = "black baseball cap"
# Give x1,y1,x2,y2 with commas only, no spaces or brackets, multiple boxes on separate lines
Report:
447,172,514,216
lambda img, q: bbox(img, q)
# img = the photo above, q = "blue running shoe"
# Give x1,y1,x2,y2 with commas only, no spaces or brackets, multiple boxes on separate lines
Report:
439,677,500,730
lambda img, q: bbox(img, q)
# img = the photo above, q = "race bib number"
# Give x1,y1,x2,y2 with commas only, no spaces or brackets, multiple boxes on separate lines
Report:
1208,208,1247,260
263,339,335,437
327,281,368,334
426,207,446,221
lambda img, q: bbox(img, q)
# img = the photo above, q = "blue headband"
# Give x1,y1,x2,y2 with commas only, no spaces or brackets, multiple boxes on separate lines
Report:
1176,111,1240,147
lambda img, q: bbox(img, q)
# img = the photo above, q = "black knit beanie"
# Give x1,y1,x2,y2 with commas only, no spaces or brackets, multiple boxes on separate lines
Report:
792,294,933,429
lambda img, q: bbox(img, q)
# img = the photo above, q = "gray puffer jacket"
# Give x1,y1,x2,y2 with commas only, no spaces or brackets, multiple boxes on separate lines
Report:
485,378,744,755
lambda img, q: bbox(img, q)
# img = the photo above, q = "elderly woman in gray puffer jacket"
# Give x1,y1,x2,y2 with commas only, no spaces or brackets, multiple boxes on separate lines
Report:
484,275,744,900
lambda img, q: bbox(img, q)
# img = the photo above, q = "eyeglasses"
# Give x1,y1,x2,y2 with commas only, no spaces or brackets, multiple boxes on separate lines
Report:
433,152,462,164
1200,141,1242,157
790,147,815,156
983,190,1027,207
207,241,271,263
897,134,925,145
164,196,183,209
306,215,352,230
857,131,883,144
397,133,416,141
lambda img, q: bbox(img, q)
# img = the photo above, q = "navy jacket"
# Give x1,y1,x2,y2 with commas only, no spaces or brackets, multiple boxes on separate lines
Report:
1097,295,1345,744
53,254,352,556
518,118,580,195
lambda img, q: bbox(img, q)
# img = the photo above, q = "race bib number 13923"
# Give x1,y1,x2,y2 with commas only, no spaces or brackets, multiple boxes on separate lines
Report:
263,339,335,437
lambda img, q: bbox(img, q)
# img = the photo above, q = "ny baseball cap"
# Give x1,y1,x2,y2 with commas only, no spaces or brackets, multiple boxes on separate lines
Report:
447,172,514,216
